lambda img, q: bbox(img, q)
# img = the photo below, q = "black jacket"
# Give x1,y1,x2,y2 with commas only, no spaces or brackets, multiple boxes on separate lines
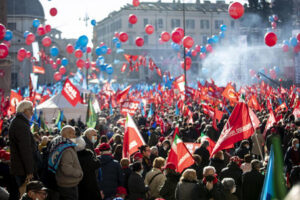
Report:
77,149,101,200
175,180,201,200
198,180,224,200
209,158,226,175
82,135,95,153
194,146,210,166
98,154,124,198
242,170,264,200
128,172,148,200
160,172,180,200
122,167,132,193
8,113,39,176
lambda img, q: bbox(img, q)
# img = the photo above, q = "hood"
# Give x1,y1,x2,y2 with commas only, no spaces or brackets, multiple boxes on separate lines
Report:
99,154,113,165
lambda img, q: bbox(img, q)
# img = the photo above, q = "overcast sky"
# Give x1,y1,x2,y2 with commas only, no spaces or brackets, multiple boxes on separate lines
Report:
40,0,247,42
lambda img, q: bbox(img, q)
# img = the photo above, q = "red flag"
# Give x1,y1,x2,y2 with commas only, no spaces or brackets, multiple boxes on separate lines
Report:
156,68,162,77
211,102,255,157
116,85,131,103
121,63,127,72
167,128,194,173
249,107,260,130
32,66,45,74
117,118,126,127
9,90,23,114
263,111,276,137
61,78,81,107
120,100,140,116
248,95,260,111
222,83,238,102
274,102,288,113
293,102,300,119
123,114,145,158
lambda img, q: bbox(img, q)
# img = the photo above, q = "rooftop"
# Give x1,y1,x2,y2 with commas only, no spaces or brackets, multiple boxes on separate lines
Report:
7,0,45,19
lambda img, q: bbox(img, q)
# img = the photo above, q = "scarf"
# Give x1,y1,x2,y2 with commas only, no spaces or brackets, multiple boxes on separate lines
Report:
202,174,218,185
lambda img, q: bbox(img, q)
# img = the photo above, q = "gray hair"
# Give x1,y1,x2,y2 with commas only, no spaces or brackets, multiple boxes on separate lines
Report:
16,100,33,113
203,166,216,175
75,137,86,151
222,178,235,191
83,128,97,136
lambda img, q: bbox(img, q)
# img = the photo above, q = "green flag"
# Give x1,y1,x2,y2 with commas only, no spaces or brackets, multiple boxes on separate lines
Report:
86,97,97,128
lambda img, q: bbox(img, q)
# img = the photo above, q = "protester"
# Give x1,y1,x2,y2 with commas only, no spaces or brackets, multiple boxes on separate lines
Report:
284,138,300,174
175,169,200,200
221,178,238,200
120,158,132,193
235,140,251,160
209,150,226,175
159,162,180,200
194,140,210,166
128,162,148,200
139,145,152,177
82,128,98,152
240,154,252,173
20,181,47,200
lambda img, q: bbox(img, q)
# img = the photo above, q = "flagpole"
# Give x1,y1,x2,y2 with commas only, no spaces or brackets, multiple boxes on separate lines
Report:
182,0,187,87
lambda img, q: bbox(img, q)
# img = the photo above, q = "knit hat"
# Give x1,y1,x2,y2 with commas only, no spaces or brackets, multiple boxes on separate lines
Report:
98,143,111,151
163,162,176,170
133,152,143,161
116,186,127,195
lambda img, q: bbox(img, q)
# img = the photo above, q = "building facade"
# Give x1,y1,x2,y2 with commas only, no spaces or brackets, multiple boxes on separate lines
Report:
94,0,240,83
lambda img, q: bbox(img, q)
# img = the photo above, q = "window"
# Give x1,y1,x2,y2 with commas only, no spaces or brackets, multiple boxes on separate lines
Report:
186,19,195,29
231,21,235,28
171,19,180,28
8,23,16,30
144,35,148,45
215,20,224,29
128,23,133,28
144,18,149,27
158,19,163,28
200,20,209,29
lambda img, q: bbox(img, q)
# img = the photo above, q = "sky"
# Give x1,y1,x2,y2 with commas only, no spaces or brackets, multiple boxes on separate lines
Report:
40,0,247,42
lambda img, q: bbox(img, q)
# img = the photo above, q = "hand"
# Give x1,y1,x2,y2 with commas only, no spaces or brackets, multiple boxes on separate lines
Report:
100,190,104,199
26,174,33,182
206,181,213,191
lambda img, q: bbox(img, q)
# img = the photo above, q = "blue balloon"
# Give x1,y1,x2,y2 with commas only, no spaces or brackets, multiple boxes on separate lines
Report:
200,46,206,53
207,37,214,44
274,66,280,73
96,56,105,66
80,46,87,53
212,35,219,43
98,45,108,55
4,30,13,41
171,42,180,51
290,37,298,47
24,31,30,38
106,65,114,75
91,19,96,26
220,24,227,32
50,46,59,57
283,40,290,46
78,35,89,47
100,64,108,71
32,19,40,28
61,58,68,66
219,31,225,39
112,37,119,43
269,16,274,22
186,50,192,57
115,41,121,48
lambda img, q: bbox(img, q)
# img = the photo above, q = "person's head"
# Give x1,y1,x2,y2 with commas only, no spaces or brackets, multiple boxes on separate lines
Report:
163,162,176,175
120,158,130,168
201,140,209,148
26,181,48,200
114,144,123,154
16,100,33,119
292,138,299,149
241,140,250,149
74,137,86,152
214,151,224,160
251,159,262,171
114,134,122,144
162,140,171,150
150,146,159,156
203,166,216,177
181,169,197,182
115,186,127,198
153,157,165,169
98,143,111,155
222,178,236,194
61,125,76,139
244,154,252,164
100,135,108,144
133,152,143,162
83,128,98,144
132,161,143,174
192,154,202,166
139,145,151,158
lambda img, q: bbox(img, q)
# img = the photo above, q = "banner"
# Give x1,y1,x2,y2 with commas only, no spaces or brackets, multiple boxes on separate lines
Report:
185,143,201,154
120,100,140,116
61,78,81,107
33,66,45,74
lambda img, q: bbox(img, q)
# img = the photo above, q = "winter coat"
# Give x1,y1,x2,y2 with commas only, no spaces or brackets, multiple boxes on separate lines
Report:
235,146,250,160
83,135,95,153
77,149,101,200
148,131,159,147
175,179,200,200
142,157,152,178
55,147,83,188
209,158,226,175
242,170,264,200
8,113,39,176
194,146,210,166
144,168,166,199
159,172,180,200
122,167,132,193
284,146,300,173
224,191,238,200
198,180,224,200
128,172,148,200
98,154,124,198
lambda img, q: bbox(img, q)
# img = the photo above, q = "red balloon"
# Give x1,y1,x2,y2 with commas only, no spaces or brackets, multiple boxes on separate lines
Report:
18,48,27,58
107,48,112,55
26,33,35,45
282,44,289,52
56,58,61,65
49,58,54,65
66,44,74,54
51,63,57,70
0,24,6,40
42,36,52,47
228,2,244,19
174,27,184,39
0,43,9,59
145,24,154,35
86,47,92,53
114,32,119,38
195,45,201,52
183,36,194,49
76,59,85,68
119,32,128,42
185,57,192,65
135,37,144,47
171,31,182,44
2,41,10,48
26,51,31,59
129,14,138,24
181,61,191,70
74,49,83,58
59,66,66,75
161,31,170,42
37,25,46,36
99,42,105,46
264,32,277,47
271,22,277,29
85,61,90,69
45,24,51,33
199,53,206,59
17,55,24,62
133,0,140,7
294,45,300,53
53,72,61,81
50,8,57,16
206,44,213,53
191,50,197,57
297,33,300,42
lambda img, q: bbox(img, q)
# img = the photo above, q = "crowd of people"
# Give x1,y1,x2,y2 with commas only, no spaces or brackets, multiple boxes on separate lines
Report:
0,88,300,200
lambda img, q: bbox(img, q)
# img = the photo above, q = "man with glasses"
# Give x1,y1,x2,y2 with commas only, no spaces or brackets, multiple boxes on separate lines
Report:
20,181,48,200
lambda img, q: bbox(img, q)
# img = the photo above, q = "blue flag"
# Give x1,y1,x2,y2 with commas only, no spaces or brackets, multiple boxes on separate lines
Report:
141,102,145,116
175,104,180,116
261,146,275,200
147,103,153,119
109,103,113,115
